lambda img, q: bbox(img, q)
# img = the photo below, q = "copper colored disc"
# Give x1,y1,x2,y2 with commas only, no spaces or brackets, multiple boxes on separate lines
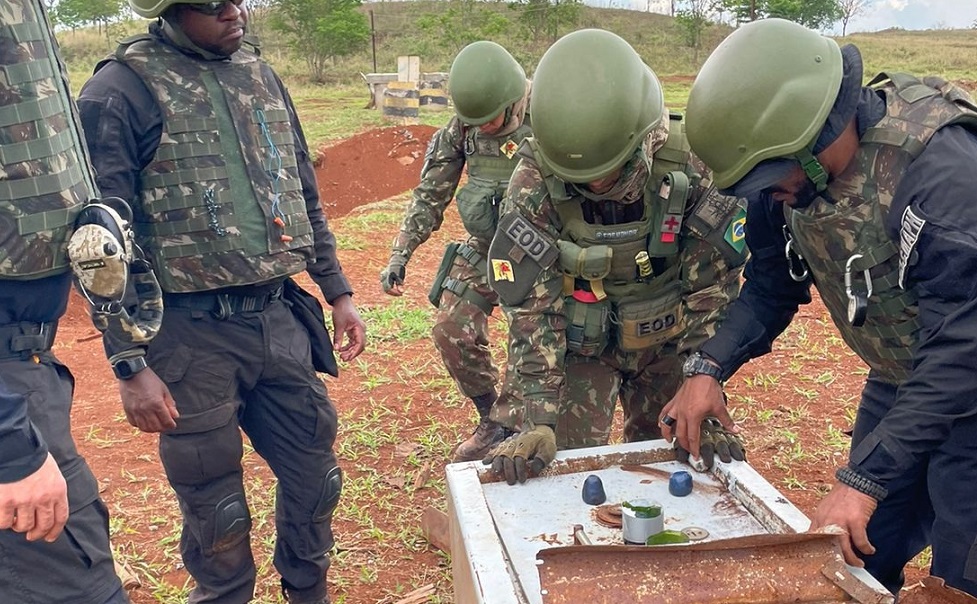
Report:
594,503,623,528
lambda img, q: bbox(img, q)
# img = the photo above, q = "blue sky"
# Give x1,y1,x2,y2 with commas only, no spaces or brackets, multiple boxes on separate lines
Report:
597,0,977,32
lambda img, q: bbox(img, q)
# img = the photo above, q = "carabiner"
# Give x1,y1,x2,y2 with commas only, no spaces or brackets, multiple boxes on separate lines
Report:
845,253,873,327
783,226,809,282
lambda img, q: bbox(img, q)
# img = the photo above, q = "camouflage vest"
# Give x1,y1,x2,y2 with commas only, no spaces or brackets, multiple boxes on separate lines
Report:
456,122,532,240
785,73,977,384
111,36,313,293
0,0,98,279
536,116,700,352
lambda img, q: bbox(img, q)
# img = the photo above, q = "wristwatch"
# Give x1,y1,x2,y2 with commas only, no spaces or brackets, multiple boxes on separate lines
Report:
112,355,148,380
682,352,723,381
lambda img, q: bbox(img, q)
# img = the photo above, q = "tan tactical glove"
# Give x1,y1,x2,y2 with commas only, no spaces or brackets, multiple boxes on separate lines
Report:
675,417,746,472
483,424,557,485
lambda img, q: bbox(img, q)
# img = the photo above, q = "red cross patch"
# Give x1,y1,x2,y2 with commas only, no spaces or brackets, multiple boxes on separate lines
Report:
501,139,519,159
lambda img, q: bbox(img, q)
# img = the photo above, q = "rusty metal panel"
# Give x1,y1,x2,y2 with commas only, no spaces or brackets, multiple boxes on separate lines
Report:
537,534,895,604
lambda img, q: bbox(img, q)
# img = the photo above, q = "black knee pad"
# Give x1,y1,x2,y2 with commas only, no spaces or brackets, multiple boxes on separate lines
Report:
212,493,252,553
313,466,342,523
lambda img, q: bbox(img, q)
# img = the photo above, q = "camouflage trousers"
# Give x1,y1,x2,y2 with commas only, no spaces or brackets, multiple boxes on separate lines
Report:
431,240,499,400
493,346,683,449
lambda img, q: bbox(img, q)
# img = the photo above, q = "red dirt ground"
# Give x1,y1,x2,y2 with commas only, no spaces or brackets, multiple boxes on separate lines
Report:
55,124,927,603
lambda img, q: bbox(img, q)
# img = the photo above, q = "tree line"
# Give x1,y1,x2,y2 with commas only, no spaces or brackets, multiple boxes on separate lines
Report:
41,0,920,84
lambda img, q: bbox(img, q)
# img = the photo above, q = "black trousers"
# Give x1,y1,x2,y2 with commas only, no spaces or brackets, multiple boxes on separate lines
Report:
148,297,340,604
854,375,977,596
0,352,127,604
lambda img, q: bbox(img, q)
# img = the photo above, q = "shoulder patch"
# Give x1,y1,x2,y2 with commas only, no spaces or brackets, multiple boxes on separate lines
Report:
723,207,747,254
899,205,925,289
488,212,559,306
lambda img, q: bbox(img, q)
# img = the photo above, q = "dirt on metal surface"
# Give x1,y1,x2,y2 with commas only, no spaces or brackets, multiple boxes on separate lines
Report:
901,578,977,604
537,533,895,604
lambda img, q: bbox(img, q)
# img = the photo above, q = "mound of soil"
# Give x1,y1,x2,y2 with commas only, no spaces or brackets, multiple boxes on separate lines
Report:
315,125,438,217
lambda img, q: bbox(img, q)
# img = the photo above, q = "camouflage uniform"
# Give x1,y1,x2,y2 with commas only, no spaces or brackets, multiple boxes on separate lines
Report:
688,39,977,596
78,21,352,604
0,1,129,602
391,110,531,400
490,118,746,448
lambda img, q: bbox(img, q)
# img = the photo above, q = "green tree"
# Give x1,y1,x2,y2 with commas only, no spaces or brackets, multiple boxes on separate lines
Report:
415,0,511,56
508,0,582,45
715,0,841,30
674,0,713,63
54,0,126,33
765,0,842,30
269,0,370,83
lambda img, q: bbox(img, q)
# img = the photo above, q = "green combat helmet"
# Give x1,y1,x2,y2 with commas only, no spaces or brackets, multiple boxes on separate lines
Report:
685,18,843,192
449,41,526,126
530,28,664,183
128,0,222,18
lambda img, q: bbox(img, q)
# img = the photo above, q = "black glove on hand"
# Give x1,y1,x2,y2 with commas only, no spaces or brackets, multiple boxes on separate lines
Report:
379,253,407,293
675,417,746,471
482,424,557,485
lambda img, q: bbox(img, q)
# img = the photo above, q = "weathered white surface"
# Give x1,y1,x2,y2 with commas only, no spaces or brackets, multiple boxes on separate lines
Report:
445,439,884,604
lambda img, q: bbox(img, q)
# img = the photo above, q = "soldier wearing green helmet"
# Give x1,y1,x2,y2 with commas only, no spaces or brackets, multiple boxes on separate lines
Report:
482,28,747,485
667,17,977,598
380,41,532,463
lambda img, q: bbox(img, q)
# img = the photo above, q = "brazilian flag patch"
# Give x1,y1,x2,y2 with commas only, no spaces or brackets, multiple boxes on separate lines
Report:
723,208,747,253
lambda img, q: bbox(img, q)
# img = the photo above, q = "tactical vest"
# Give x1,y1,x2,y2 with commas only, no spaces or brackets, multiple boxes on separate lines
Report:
784,73,977,384
455,122,532,241
0,0,98,279
110,36,314,293
536,116,703,354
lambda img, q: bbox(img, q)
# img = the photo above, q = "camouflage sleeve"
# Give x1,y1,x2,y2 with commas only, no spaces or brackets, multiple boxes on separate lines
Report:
497,160,568,427
390,118,467,258
674,162,747,356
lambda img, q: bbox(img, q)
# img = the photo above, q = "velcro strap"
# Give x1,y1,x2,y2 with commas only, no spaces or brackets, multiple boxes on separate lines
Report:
0,321,57,358
443,277,494,315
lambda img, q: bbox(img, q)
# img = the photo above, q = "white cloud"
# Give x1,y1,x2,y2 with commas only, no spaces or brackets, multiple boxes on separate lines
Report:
885,0,910,9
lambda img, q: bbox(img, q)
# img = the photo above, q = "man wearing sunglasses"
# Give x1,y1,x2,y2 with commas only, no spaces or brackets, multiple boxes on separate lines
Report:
77,1,367,603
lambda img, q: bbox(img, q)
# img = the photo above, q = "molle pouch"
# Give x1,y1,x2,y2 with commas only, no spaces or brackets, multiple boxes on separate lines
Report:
615,285,685,352
428,242,461,308
455,177,503,240
557,240,612,281
564,295,611,357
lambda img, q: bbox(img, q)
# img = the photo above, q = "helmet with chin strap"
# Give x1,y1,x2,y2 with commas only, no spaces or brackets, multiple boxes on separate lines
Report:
685,18,843,193
529,28,664,183
448,41,526,126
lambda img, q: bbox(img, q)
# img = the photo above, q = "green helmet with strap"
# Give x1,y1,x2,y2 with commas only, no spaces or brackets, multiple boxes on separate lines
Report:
529,29,663,183
685,18,843,192
128,0,219,19
449,41,526,126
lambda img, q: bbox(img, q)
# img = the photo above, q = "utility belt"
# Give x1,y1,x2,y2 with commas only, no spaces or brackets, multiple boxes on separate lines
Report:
0,321,58,360
163,281,285,320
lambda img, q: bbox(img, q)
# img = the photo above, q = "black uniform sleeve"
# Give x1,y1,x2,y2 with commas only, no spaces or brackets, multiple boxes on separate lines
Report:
273,71,353,304
699,195,813,379
852,124,977,484
78,60,163,360
0,376,49,483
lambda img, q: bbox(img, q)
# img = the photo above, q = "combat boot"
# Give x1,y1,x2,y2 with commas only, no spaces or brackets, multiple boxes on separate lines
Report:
282,581,329,604
452,416,505,462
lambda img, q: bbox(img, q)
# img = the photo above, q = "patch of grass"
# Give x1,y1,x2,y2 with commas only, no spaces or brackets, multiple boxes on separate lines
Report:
357,300,433,343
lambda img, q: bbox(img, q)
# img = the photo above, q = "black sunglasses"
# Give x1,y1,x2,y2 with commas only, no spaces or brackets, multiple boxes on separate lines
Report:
184,0,243,16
